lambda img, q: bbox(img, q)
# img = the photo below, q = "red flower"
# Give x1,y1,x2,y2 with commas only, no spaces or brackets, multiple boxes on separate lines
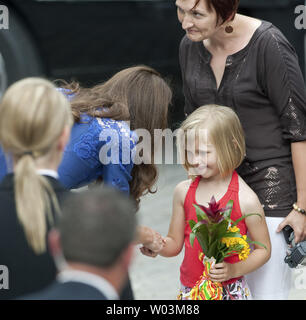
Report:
197,196,227,223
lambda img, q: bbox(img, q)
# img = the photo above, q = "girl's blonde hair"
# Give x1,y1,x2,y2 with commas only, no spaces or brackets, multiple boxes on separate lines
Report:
0,78,73,254
177,105,245,177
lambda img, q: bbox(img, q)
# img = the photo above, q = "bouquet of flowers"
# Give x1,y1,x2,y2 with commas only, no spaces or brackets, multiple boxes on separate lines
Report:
183,196,266,300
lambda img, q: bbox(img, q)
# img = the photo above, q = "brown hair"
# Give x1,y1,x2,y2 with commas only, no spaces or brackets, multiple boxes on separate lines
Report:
60,65,172,208
193,0,240,25
0,78,73,254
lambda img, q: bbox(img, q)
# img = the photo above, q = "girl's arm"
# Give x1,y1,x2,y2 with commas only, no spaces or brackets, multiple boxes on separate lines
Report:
158,181,188,257
210,187,271,282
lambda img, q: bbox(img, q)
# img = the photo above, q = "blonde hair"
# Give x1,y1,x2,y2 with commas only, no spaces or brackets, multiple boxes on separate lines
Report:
0,78,73,254
177,105,245,177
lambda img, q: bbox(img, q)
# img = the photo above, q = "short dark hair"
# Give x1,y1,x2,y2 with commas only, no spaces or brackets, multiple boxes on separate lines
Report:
59,187,137,268
193,0,240,25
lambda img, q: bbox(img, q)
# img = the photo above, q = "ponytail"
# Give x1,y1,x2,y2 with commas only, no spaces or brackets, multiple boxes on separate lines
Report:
0,78,72,254
14,154,61,254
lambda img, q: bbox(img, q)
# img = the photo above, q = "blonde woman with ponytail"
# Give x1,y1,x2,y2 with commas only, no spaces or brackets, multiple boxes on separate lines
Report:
0,78,72,299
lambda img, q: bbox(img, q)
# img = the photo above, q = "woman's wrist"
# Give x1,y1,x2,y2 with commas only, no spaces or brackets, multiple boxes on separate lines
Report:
293,202,306,215
136,226,153,245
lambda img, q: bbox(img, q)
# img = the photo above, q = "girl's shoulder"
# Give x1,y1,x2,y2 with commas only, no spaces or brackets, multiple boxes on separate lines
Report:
174,179,193,205
237,174,263,216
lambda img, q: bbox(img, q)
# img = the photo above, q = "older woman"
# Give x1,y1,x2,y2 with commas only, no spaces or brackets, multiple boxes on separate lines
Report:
176,0,306,299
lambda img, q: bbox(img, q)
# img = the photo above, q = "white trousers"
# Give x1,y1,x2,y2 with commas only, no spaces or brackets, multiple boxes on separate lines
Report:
245,217,292,300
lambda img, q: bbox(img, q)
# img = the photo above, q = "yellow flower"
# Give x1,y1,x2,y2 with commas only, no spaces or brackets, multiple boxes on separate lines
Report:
221,227,251,261
238,237,250,260
221,226,241,247
228,226,240,233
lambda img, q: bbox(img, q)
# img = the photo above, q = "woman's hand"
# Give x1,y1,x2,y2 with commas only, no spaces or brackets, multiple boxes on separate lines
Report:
139,246,159,258
277,209,306,243
139,229,166,258
143,229,165,252
137,226,165,252
209,262,236,282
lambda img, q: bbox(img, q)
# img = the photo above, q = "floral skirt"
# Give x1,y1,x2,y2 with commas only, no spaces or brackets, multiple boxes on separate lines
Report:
180,277,252,300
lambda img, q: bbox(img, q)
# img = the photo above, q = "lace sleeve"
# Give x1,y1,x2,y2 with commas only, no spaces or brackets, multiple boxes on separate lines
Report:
263,28,306,142
281,98,306,141
97,118,138,194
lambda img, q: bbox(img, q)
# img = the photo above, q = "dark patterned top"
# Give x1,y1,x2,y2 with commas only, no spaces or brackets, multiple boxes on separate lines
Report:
179,21,306,217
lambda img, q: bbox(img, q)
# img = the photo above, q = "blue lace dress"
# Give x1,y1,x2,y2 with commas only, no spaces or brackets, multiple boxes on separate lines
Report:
58,114,138,193
55,88,138,192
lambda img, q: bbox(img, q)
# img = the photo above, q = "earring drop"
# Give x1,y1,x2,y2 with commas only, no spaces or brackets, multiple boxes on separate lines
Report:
225,25,233,33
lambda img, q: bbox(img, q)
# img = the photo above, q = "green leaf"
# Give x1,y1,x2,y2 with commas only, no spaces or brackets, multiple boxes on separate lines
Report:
213,219,230,240
230,244,244,251
193,204,210,223
190,231,196,247
195,224,210,254
222,232,243,238
247,240,267,250
216,242,227,263
188,220,196,231
207,239,218,258
223,200,233,219
194,233,207,255
231,213,262,228
191,220,207,233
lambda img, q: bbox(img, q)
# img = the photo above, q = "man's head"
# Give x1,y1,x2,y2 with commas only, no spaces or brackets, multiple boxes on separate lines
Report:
50,186,137,292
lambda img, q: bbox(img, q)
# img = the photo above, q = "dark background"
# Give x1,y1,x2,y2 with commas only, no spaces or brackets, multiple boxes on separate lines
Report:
0,0,305,127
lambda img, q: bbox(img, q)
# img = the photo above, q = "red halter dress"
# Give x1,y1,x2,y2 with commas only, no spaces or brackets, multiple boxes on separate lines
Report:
180,171,247,288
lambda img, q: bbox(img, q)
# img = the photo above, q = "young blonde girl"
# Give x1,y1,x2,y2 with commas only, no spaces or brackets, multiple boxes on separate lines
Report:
142,105,271,300
0,78,73,299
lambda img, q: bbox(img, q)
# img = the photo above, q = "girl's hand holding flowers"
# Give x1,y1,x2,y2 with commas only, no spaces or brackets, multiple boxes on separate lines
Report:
209,262,236,283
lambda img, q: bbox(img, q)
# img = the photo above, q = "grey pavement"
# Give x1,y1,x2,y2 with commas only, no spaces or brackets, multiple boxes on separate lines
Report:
130,164,186,300
129,164,306,300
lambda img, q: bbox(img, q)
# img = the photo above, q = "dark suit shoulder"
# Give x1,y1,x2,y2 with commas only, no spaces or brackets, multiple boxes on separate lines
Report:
0,174,68,193
44,176,70,201
22,281,108,300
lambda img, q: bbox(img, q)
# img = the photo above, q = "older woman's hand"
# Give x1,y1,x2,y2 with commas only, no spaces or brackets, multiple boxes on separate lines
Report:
277,210,306,243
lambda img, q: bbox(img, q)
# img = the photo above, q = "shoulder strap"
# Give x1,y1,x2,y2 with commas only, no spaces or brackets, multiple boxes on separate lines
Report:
183,176,201,209
227,171,239,193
